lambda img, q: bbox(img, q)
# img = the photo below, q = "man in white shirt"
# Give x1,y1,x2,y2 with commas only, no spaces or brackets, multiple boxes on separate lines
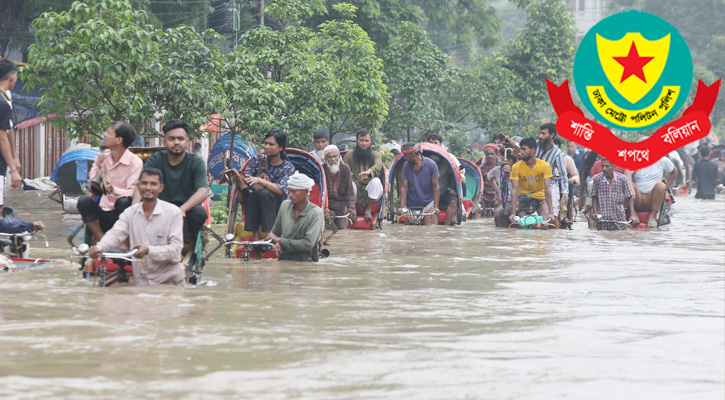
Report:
626,157,677,228
89,168,185,286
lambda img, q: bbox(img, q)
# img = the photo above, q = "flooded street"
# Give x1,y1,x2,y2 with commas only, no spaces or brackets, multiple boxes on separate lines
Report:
1,189,723,399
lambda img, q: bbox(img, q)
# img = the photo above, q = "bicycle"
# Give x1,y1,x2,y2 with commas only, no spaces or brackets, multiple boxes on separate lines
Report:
71,244,143,287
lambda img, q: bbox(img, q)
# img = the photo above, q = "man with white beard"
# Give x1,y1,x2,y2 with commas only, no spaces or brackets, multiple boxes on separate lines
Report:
310,130,330,162
323,145,356,230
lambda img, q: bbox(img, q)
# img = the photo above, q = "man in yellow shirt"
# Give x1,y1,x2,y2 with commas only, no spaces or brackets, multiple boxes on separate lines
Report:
509,138,554,222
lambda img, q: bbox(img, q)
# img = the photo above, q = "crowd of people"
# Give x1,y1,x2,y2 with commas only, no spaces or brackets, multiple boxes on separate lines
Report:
1,56,724,287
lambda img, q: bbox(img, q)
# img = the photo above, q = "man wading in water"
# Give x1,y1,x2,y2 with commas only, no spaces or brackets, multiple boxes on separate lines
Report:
398,142,443,225
267,172,324,262
509,138,554,225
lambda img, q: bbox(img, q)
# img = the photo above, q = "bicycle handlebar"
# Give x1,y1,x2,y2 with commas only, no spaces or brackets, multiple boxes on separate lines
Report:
72,245,143,262
0,231,49,247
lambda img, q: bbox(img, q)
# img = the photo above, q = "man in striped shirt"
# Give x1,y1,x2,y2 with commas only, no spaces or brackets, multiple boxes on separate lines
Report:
536,122,569,228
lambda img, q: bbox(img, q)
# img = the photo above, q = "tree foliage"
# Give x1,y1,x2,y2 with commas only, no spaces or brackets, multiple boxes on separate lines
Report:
501,0,576,121
305,0,501,62
24,0,158,140
24,0,226,140
148,26,226,133
381,22,447,142
18,0,578,152
311,3,389,140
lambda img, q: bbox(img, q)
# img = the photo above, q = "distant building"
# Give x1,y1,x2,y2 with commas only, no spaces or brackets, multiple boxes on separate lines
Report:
566,0,611,40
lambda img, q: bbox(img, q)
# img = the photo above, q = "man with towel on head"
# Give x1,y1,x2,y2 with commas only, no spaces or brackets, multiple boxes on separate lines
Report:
479,143,501,213
267,171,325,261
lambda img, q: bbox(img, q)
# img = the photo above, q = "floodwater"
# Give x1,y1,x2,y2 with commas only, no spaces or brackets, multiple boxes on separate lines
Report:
0,189,723,400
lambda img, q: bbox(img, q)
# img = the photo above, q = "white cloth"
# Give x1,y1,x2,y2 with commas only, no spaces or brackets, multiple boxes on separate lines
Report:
5,90,12,129
352,177,383,201
309,150,323,162
550,181,560,216
668,150,683,166
287,171,315,190
633,157,675,194
323,144,340,157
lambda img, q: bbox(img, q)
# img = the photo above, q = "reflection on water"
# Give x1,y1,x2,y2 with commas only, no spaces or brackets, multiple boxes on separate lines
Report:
1,190,723,399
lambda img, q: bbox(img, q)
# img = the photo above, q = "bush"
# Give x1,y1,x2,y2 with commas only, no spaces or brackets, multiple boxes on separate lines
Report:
210,192,230,225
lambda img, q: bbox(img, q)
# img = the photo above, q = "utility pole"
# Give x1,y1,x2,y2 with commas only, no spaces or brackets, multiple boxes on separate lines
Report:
260,0,264,26
232,0,239,49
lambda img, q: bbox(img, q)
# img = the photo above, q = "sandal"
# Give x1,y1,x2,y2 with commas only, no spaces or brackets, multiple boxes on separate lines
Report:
647,219,658,228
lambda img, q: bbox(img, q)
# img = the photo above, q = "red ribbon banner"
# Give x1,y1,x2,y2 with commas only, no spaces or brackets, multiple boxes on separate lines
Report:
546,79,721,170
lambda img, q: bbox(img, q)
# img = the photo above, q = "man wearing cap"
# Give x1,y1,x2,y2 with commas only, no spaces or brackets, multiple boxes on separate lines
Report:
310,130,330,162
267,171,324,261
323,145,356,230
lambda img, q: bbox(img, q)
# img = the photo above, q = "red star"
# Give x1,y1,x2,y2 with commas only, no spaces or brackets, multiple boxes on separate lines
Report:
613,42,654,83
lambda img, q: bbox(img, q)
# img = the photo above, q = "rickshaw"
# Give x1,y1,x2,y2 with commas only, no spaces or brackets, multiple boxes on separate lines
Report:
387,143,464,225
224,148,329,260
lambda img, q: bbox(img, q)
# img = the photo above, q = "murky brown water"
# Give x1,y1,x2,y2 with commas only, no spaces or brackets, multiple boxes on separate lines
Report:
1,189,723,399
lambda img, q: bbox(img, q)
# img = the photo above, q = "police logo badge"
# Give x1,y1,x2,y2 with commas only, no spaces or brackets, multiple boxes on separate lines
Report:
547,11,720,169
574,12,691,130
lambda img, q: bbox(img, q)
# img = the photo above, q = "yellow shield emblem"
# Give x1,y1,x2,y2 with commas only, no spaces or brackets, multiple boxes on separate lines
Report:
596,33,670,104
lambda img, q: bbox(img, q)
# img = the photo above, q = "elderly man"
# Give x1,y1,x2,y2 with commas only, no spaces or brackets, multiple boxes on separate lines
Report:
590,159,637,230
310,130,330,162
343,129,384,221
88,168,185,286
267,172,324,261
323,145,356,229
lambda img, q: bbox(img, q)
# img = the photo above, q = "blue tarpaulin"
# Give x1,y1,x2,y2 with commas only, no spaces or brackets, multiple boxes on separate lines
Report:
207,135,257,180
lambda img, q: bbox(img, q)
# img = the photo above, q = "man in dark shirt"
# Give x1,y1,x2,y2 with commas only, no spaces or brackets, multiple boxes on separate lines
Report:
692,146,719,200
144,119,209,243
0,59,23,215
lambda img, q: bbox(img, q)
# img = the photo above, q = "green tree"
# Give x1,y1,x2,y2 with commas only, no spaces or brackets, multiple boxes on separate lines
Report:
502,0,576,121
217,47,293,142
239,3,335,148
23,0,225,141
381,22,448,142
23,0,159,141
431,57,523,155
141,0,214,31
311,3,389,140
148,26,226,133
306,0,502,62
